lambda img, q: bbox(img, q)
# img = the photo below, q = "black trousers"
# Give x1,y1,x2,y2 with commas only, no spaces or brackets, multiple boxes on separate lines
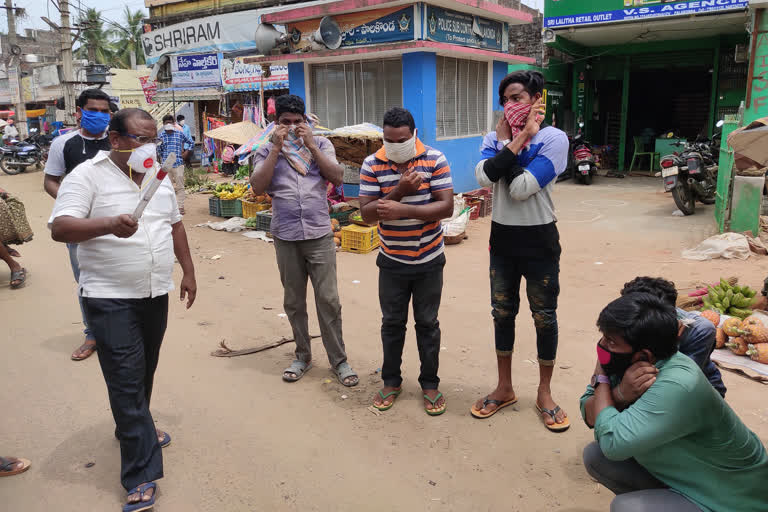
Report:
83,295,168,492
379,266,443,390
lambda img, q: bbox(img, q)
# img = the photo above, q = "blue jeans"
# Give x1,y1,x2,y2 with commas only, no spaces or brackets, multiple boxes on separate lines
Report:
677,314,727,397
67,243,92,340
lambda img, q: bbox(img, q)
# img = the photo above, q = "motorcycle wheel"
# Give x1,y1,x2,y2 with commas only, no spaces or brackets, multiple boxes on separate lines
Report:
672,180,696,215
0,155,23,175
583,173,592,185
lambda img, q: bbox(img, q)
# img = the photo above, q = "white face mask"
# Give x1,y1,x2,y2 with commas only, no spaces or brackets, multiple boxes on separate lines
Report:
178,120,185,126
164,124,174,131
127,143,158,174
383,130,417,164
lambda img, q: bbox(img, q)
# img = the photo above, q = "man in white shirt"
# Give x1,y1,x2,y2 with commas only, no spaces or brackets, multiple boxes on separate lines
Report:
2,118,19,142
50,108,197,511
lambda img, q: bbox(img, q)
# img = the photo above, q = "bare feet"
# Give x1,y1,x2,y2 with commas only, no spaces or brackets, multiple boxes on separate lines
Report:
537,387,568,426
472,386,517,416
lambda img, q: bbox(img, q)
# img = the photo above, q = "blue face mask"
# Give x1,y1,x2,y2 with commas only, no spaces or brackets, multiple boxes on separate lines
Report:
80,109,110,134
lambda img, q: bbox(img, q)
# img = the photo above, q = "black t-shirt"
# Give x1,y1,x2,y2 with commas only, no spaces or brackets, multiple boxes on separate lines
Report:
63,133,110,174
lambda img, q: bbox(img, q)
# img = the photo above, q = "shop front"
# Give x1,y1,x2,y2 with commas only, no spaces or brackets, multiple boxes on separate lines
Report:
245,0,534,194
545,0,749,173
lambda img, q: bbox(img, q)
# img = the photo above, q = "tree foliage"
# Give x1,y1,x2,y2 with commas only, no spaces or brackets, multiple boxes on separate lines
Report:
73,7,147,69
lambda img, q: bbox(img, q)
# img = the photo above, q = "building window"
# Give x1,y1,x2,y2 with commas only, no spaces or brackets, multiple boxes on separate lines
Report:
436,56,488,138
310,59,402,130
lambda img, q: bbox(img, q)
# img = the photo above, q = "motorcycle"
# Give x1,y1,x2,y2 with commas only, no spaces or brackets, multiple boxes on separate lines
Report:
660,121,722,215
569,133,597,185
0,130,43,175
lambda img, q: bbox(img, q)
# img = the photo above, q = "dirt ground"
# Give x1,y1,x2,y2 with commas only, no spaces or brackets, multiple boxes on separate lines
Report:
1,169,767,512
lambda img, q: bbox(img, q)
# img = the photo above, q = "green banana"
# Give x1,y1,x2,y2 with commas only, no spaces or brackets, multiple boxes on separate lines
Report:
729,308,753,319
720,278,730,290
723,297,731,309
726,289,734,301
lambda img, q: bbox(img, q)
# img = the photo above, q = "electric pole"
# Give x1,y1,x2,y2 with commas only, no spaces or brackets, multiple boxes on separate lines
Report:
60,0,76,126
4,0,27,138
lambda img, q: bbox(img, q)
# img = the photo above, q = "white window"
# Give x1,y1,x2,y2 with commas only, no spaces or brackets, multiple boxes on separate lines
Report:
436,56,488,139
310,59,402,130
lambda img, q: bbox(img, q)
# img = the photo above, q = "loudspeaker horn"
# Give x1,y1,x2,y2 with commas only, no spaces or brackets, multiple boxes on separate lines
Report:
311,16,342,50
255,23,290,55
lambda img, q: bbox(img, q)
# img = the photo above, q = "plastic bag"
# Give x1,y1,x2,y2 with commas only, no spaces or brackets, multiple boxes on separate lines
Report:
682,233,751,261
442,207,471,237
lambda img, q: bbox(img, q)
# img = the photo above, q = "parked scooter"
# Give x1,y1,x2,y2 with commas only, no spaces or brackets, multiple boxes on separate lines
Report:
659,121,722,215
569,132,597,185
0,128,44,175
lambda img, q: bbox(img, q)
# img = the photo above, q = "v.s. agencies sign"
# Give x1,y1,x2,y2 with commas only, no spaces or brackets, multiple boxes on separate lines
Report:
142,10,262,65
544,0,748,29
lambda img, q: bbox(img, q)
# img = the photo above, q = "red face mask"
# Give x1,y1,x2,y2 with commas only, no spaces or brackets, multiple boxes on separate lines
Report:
504,101,532,139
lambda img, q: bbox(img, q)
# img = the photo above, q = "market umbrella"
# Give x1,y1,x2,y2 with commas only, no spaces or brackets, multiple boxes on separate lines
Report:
203,121,265,146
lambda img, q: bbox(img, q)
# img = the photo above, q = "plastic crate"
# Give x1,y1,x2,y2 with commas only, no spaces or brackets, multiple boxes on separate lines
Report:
330,209,358,227
208,196,221,217
341,224,379,254
241,199,270,219
255,210,272,232
219,198,243,218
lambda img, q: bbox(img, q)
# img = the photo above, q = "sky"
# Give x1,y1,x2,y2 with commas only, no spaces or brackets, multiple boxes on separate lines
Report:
3,0,542,33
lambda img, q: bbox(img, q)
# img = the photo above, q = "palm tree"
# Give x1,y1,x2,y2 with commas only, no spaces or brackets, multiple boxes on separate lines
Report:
110,7,147,69
74,8,115,65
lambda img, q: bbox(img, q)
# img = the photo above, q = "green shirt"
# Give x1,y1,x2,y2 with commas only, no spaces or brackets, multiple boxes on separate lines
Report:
580,352,768,512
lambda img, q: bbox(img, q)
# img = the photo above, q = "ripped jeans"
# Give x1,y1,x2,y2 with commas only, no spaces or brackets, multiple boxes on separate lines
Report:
490,253,560,365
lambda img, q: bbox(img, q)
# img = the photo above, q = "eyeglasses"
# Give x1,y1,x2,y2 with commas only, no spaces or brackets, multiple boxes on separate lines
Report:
121,133,163,145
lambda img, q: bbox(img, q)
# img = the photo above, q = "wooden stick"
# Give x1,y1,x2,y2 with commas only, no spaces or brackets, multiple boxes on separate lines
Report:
211,335,321,357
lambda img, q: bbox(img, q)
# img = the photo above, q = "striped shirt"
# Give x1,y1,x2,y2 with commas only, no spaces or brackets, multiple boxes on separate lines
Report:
360,140,453,265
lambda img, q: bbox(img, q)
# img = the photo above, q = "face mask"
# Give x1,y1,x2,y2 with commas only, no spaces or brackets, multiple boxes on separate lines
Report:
178,120,185,126
126,143,158,174
504,101,532,137
596,342,636,379
384,130,417,164
80,109,111,135
164,124,174,132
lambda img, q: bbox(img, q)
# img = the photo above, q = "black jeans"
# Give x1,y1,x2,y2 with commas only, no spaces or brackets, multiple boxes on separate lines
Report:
83,295,168,492
379,265,443,390
490,252,560,364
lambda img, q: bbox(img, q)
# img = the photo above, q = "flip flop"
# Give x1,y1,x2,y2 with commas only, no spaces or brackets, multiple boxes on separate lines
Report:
282,360,312,382
157,431,171,449
334,362,359,387
0,456,31,477
424,392,446,416
536,403,571,432
372,389,402,411
71,340,97,361
470,395,518,419
123,482,157,512
9,268,26,289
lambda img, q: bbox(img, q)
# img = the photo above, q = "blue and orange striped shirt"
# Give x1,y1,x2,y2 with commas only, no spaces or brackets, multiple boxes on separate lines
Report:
359,139,453,265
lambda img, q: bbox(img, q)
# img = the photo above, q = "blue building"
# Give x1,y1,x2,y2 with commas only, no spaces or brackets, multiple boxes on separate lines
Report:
246,0,534,194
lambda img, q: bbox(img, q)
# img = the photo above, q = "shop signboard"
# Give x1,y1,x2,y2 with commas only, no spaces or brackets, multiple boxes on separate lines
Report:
287,5,415,51
425,6,506,51
544,0,748,29
171,53,221,87
142,10,262,65
139,75,158,104
220,58,288,92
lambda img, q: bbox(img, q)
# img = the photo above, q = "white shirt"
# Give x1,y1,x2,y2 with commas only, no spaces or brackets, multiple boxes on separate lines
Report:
49,151,182,299
3,124,18,140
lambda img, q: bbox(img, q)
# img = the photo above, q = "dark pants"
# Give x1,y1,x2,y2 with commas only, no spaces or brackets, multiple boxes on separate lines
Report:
379,266,443,390
583,442,702,511
83,295,168,492
490,252,560,365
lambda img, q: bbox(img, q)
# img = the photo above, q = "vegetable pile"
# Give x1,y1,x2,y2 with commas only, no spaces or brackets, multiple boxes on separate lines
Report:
697,278,757,319
215,183,247,200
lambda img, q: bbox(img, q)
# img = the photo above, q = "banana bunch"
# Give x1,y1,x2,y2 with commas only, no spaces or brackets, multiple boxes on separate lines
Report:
216,184,247,200
702,278,756,319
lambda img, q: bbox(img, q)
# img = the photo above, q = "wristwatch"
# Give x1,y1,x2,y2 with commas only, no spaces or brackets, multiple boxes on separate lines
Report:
590,374,610,388
500,138,511,147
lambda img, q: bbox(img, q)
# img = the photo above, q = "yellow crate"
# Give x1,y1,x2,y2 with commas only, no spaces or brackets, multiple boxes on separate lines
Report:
241,199,270,219
341,224,379,254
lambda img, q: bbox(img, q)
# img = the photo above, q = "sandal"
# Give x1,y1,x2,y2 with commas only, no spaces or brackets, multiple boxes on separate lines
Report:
10,268,26,289
535,402,571,432
71,340,97,361
123,482,157,512
470,395,518,419
282,360,313,382
372,389,402,411
424,392,446,416
334,362,359,387
0,456,31,477
157,431,171,449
